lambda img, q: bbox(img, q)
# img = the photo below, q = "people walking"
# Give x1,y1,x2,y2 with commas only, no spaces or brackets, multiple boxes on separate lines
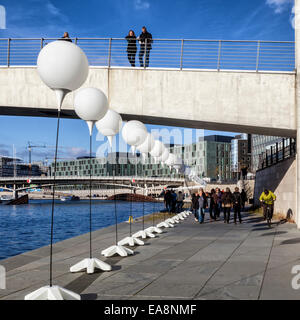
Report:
209,189,217,221
240,189,247,210
59,32,72,42
164,190,172,213
191,193,199,221
176,191,184,213
138,26,152,67
125,30,137,67
221,188,233,224
232,187,243,224
215,188,223,220
171,190,177,213
198,189,207,224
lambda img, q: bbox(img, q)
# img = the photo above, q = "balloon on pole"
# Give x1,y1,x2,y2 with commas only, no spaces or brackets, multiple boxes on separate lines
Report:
122,120,148,154
136,132,155,160
96,109,123,147
37,40,89,109
74,87,108,135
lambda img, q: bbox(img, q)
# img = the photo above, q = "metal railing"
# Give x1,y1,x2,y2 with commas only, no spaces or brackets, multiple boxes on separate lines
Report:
259,138,296,170
0,38,295,72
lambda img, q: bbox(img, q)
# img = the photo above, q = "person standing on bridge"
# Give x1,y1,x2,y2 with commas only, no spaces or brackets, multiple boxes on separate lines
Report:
59,32,72,42
138,26,153,67
198,189,207,224
164,189,172,213
125,30,137,67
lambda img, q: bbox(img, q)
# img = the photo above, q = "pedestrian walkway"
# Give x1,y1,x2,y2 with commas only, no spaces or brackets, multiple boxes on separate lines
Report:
0,212,299,300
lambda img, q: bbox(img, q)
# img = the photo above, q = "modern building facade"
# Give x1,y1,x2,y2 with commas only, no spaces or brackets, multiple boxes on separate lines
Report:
0,156,42,177
172,135,233,181
51,135,236,181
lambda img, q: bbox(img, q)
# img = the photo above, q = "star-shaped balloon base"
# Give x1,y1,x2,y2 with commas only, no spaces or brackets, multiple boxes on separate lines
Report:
25,285,80,300
132,229,156,239
70,258,112,274
101,245,134,257
118,236,144,247
145,226,163,234
157,221,175,228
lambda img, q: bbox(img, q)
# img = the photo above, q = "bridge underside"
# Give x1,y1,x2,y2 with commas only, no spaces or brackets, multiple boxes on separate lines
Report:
0,106,296,138
0,67,296,138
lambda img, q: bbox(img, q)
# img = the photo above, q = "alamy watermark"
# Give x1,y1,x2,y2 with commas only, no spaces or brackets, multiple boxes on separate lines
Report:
0,265,5,289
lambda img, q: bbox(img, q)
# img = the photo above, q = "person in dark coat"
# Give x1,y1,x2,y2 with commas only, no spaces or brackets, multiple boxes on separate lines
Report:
191,193,199,221
221,187,234,224
59,31,72,42
240,189,247,210
198,189,207,224
209,189,217,221
125,30,137,67
138,26,152,67
164,190,172,213
232,187,243,224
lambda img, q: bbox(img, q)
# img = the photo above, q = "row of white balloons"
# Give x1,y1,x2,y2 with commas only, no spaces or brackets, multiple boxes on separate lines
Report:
73,86,183,170
38,39,183,169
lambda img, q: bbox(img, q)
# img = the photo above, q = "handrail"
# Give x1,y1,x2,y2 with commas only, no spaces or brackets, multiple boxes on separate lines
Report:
0,37,294,72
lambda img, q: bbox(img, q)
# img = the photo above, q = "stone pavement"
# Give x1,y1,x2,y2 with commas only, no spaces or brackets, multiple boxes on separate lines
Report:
1,211,300,300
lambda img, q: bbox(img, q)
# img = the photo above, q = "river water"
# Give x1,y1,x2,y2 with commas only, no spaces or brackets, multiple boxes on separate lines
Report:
0,200,164,260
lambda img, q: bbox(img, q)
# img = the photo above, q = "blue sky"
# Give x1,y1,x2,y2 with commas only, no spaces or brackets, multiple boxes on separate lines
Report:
0,0,295,162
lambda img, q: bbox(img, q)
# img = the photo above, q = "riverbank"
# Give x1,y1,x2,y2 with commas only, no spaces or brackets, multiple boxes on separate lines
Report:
0,210,298,300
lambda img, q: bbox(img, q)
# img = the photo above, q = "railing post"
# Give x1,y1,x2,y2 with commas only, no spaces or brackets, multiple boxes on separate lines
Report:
144,39,147,69
270,146,273,165
7,38,11,67
276,142,279,163
217,40,222,71
290,138,293,157
256,40,261,72
180,39,184,70
75,37,78,45
108,38,112,68
41,38,44,49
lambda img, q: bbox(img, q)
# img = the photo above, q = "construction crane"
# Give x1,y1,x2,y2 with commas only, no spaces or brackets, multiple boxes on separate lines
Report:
27,142,46,164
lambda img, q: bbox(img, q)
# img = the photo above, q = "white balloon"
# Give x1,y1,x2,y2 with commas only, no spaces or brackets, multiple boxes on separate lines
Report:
74,87,108,122
165,153,176,167
96,109,122,146
157,148,169,163
150,140,165,158
37,40,89,92
136,133,155,154
122,120,147,147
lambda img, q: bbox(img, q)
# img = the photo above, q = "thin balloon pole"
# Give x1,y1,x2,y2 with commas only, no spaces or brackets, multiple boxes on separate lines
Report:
112,165,118,245
89,133,92,259
49,110,61,287
130,183,133,237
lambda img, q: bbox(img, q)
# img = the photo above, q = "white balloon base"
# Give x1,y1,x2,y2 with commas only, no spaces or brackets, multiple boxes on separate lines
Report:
70,258,112,274
166,217,180,224
101,245,134,257
157,221,174,228
25,285,80,300
145,226,163,234
118,236,144,247
132,229,156,239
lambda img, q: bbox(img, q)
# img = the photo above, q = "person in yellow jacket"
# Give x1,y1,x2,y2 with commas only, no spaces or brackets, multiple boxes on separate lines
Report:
259,189,276,220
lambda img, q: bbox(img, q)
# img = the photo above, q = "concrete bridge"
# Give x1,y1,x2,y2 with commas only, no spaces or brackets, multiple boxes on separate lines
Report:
0,176,184,198
1,0,300,224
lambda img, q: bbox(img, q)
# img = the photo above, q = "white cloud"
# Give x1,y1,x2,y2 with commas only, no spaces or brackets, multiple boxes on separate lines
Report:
46,2,60,16
134,0,150,10
266,0,293,14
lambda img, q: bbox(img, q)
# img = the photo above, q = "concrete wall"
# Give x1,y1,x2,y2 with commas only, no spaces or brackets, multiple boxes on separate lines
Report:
254,157,296,222
0,67,296,137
